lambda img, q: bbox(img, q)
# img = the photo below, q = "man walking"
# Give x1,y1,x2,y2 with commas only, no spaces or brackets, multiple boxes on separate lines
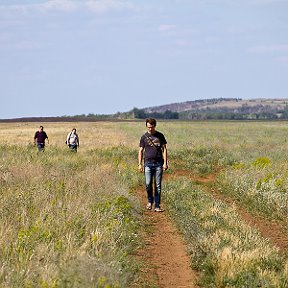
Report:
34,125,49,152
138,118,168,212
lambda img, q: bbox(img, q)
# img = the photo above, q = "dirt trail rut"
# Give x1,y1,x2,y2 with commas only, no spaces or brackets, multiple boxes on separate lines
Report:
136,186,199,288
170,170,288,253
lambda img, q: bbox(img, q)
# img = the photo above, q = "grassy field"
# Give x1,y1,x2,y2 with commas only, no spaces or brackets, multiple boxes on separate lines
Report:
1,121,288,287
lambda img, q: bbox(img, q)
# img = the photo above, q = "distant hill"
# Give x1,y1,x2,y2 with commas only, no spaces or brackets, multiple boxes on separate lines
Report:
127,98,288,120
143,98,287,113
2,98,288,122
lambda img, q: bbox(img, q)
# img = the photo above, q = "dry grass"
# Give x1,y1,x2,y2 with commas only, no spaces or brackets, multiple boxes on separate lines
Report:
0,122,129,149
0,122,143,287
164,178,288,287
2,120,288,287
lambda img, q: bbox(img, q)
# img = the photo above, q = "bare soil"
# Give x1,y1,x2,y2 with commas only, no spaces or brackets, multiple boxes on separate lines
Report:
135,185,199,288
134,169,288,287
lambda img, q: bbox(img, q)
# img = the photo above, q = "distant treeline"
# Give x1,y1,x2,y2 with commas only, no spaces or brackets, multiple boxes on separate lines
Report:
179,109,288,120
3,97,288,122
179,111,279,120
131,108,179,119
129,107,288,120
3,110,288,122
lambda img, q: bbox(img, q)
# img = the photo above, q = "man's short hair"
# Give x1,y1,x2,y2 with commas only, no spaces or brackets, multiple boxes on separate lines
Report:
146,118,157,127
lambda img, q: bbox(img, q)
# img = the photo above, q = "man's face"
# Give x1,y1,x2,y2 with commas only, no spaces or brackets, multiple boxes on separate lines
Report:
146,123,155,134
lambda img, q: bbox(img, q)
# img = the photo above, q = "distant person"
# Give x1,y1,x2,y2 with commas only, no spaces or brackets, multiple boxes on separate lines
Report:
138,118,168,212
66,128,79,152
34,125,49,152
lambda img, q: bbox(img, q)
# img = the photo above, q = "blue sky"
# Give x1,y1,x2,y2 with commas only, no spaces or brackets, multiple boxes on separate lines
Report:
0,0,288,119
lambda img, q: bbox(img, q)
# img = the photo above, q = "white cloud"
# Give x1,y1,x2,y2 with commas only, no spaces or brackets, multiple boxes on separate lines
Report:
0,38,48,53
251,0,287,4
0,0,138,15
39,0,79,12
174,0,288,5
249,44,288,53
157,25,200,39
0,0,78,14
19,66,49,81
158,24,176,32
275,56,288,63
175,38,190,47
14,40,42,50
85,0,135,13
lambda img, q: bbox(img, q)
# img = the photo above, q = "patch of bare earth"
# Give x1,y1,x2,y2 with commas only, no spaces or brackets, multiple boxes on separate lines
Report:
134,185,199,288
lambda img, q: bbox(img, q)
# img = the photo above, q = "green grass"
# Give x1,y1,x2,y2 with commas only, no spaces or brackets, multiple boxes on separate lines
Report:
2,120,288,287
164,178,288,287
0,144,142,287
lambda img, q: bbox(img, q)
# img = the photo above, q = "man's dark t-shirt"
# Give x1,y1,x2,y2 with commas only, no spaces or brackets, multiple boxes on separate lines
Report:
34,131,48,144
139,131,167,164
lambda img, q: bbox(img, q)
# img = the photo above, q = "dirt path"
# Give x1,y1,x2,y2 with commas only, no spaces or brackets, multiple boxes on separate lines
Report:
135,186,199,288
170,170,288,253
209,187,288,252
134,169,288,287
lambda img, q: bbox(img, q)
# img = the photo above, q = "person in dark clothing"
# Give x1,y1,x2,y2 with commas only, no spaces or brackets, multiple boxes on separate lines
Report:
34,125,49,152
138,118,168,212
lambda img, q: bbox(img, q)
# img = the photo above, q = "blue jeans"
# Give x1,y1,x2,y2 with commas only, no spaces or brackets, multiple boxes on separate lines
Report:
69,144,77,152
37,143,45,152
144,162,163,208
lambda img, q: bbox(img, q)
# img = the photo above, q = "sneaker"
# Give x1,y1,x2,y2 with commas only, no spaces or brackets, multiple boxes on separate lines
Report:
146,203,152,210
154,207,164,212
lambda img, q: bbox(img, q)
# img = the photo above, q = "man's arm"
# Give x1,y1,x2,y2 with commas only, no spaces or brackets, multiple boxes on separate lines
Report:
138,147,144,172
46,134,49,144
76,134,79,146
66,133,70,145
34,132,37,144
162,144,168,170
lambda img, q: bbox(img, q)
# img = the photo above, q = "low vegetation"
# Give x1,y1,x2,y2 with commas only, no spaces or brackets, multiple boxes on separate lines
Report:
0,123,143,287
1,120,288,287
164,178,288,287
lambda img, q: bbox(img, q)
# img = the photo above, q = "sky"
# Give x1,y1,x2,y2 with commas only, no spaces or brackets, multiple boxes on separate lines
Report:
0,0,288,119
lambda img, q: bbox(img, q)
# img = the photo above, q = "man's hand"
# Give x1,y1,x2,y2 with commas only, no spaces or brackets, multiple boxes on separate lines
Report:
138,164,143,173
163,164,168,171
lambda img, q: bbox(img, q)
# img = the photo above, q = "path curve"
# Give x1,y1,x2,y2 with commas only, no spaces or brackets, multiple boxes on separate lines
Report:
169,170,288,253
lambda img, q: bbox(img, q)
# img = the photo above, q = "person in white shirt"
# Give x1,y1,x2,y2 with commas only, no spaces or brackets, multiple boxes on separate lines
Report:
66,128,79,152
